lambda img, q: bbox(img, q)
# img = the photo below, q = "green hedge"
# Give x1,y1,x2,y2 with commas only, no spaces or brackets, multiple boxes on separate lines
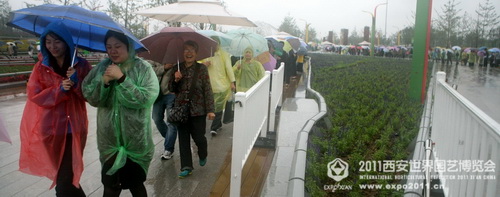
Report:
306,53,423,196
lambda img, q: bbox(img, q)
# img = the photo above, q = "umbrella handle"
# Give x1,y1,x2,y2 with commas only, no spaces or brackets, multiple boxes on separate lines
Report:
71,23,83,68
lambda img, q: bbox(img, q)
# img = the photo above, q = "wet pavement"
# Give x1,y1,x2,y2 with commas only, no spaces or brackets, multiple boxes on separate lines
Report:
0,96,234,197
436,61,500,122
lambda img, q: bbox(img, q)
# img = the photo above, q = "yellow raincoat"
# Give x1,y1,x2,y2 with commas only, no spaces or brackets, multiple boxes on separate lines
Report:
233,48,265,92
202,48,235,112
82,38,159,176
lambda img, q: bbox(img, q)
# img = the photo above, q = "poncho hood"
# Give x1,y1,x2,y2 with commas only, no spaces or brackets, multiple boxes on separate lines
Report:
40,21,76,67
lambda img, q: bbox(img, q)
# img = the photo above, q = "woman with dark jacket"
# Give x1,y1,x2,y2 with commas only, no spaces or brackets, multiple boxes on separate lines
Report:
169,40,215,178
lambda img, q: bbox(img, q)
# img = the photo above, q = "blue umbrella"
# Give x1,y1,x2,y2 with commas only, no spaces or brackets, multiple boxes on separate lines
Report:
478,46,487,51
7,4,147,53
488,48,500,53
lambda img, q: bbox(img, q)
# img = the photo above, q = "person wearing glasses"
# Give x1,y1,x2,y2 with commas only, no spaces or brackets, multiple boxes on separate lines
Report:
169,40,215,178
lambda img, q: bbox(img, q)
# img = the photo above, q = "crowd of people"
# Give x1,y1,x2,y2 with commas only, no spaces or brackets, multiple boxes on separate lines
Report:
17,19,306,196
321,44,413,59
431,47,500,67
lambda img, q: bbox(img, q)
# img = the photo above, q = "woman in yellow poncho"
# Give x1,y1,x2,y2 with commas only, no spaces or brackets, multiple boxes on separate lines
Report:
82,31,159,196
202,41,235,135
233,47,265,92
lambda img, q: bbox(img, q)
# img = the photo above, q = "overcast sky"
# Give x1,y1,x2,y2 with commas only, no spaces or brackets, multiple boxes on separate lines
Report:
8,0,500,38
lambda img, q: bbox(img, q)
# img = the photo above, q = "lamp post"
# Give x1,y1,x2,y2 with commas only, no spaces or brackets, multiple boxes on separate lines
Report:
393,26,401,46
299,19,310,43
363,3,387,56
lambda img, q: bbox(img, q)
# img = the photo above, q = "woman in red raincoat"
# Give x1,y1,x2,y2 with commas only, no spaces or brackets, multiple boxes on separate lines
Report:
19,21,92,196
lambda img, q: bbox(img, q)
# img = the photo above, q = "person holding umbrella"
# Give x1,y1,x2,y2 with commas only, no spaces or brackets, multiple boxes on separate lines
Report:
19,21,92,197
82,30,159,196
233,47,266,92
202,37,236,136
169,40,215,178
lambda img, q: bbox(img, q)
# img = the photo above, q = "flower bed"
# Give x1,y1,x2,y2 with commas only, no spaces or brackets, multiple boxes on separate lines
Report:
306,53,424,196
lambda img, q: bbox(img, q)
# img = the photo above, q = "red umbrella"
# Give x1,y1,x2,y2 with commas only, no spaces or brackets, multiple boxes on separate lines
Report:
139,27,217,65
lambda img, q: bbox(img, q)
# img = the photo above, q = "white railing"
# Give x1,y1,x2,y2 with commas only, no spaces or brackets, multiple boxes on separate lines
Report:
230,72,271,197
431,72,500,197
267,63,284,134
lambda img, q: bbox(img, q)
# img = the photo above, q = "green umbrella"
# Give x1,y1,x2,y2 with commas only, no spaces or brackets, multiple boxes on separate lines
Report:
226,29,268,57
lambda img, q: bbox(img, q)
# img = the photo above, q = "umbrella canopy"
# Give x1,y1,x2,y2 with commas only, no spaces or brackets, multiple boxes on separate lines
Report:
226,29,268,57
297,46,308,55
464,48,472,53
452,46,461,51
197,30,232,49
321,41,333,46
488,48,500,53
7,4,146,53
479,46,487,51
139,27,217,65
136,0,257,27
285,37,300,51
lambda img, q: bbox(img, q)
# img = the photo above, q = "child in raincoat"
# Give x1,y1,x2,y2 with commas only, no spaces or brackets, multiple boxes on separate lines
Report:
202,40,236,135
233,47,266,92
82,30,159,196
19,21,92,196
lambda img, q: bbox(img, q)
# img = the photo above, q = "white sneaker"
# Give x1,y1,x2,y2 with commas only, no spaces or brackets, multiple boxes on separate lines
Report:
210,130,218,135
161,150,173,160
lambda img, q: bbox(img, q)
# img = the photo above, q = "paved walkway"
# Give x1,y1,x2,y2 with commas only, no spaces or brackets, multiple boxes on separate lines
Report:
0,96,234,196
438,62,500,122
261,64,320,196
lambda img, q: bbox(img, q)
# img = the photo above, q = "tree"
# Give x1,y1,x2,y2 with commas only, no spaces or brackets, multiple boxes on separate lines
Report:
306,27,318,43
400,26,414,46
0,0,10,28
79,0,105,10
348,27,363,45
278,15,301,37
107,0,148,39
475,0,499,46
434,0,461,48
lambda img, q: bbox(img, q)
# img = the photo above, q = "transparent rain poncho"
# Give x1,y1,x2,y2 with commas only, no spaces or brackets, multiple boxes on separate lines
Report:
202,48,235,112
19,21,93,189
82,37,159,176
233,48,265,92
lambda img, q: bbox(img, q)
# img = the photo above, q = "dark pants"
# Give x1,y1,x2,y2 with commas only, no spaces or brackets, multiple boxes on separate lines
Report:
210,111,223,131
101,156,147,197
55,134,86,197
177,115,207,171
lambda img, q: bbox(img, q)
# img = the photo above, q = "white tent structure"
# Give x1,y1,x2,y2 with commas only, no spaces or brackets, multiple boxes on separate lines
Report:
358,41,371,46
136,0,257,27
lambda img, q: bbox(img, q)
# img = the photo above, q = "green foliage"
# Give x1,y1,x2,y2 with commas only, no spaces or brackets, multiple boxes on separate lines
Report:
306,54,423,196
278,15,301,37
0,65,33,74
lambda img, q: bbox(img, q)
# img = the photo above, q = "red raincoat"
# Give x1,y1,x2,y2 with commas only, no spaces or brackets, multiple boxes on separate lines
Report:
19,51,92,188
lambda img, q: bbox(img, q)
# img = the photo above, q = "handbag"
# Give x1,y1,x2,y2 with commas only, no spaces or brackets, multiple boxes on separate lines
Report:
167,64,200,125
167,104,190,124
